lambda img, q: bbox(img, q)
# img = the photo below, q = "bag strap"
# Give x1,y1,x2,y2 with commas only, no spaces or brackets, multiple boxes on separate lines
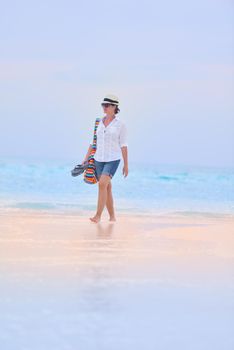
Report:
92,117,101,148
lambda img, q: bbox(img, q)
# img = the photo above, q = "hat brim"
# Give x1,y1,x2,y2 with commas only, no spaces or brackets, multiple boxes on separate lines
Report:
101,101,119,106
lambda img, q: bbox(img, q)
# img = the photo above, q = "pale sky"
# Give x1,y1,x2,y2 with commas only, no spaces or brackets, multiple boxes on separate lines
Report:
0,0,233,167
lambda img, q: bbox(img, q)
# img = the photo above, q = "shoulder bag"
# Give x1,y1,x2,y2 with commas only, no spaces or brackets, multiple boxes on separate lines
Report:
83,117,101,184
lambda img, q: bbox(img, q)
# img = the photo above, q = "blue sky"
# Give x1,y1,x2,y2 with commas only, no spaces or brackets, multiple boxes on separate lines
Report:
0,0,233,167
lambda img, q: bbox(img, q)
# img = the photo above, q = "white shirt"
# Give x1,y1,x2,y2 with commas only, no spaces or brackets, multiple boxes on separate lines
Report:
90,116,128,162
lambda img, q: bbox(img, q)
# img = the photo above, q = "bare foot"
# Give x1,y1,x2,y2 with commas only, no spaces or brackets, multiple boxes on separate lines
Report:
89,215,101,223
109,216,116,222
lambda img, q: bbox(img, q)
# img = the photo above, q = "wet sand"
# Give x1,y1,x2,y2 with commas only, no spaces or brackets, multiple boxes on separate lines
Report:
0,210,233,349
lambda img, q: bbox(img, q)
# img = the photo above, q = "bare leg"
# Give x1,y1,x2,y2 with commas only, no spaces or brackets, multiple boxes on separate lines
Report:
90,175,111,223
106,182,116,221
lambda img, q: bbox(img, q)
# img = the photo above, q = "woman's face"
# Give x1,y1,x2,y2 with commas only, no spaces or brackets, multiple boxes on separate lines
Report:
102,103,116,115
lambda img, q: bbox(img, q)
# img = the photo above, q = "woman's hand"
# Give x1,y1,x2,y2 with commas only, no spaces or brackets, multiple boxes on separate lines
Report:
122,164,128,178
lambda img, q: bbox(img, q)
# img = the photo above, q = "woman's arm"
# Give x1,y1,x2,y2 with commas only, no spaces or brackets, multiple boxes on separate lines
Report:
119,123,129,177
121,146,128,177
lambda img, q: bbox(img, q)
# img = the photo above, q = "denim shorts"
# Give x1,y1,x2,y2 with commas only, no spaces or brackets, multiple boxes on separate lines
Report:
94,159,121,180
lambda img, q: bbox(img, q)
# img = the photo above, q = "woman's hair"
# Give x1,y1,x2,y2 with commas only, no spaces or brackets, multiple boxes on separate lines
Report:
113,105,120,114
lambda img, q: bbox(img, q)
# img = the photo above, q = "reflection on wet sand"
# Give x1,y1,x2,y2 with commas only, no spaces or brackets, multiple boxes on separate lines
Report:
0,210,233,349
96,222,115,239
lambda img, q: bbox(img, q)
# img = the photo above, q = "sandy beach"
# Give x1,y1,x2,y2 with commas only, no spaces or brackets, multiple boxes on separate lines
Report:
0,210,233,349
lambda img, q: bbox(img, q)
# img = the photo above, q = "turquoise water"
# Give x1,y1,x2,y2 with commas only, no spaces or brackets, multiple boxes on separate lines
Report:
0,157,233,215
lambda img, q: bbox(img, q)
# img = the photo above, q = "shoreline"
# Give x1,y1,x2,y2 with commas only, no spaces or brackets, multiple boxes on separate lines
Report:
1,207,234,218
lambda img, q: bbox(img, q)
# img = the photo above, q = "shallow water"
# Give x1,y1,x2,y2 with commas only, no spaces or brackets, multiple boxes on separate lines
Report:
0,157,233,215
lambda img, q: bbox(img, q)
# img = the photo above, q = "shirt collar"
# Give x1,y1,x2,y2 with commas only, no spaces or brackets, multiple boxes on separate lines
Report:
102,115,119,122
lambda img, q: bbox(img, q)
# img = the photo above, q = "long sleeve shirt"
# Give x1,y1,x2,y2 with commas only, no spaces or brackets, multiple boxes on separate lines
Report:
90,116,128,162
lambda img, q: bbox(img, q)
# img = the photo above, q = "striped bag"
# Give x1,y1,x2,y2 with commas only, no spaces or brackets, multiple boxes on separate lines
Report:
83,117,101,184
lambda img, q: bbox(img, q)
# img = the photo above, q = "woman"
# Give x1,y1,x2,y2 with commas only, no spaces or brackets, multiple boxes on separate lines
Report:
82,94,129,223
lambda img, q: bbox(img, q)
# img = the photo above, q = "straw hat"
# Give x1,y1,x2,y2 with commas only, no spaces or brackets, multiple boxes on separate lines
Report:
101,94,119,105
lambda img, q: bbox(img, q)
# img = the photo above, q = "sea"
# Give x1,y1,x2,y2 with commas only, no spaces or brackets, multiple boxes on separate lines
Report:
0,156,233,217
